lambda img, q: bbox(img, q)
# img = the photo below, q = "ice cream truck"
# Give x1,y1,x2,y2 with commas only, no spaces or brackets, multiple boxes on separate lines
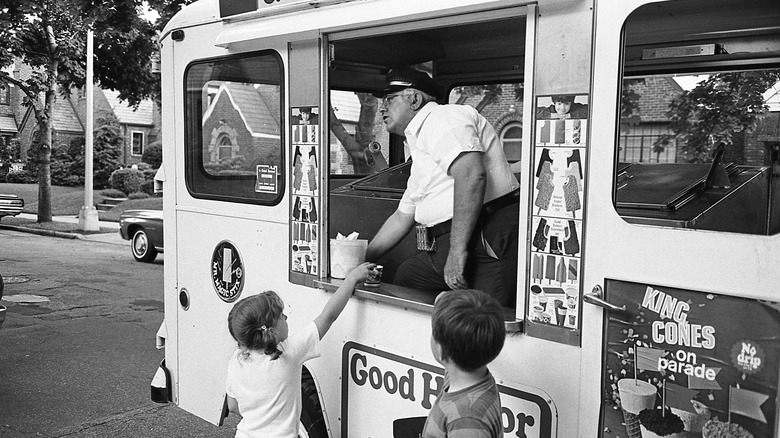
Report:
153,0,780,436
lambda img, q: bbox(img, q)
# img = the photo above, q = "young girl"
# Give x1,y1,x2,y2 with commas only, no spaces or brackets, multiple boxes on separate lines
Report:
225,262,374,438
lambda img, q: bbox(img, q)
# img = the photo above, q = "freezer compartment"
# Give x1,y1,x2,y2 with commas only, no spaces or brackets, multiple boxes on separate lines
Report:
616,161,772,234
329,162,416,282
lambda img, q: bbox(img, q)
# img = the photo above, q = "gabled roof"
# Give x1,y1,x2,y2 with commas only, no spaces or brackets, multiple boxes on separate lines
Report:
203,83,280,138
102,89,154,126
331,91,361,123
52,94,84,133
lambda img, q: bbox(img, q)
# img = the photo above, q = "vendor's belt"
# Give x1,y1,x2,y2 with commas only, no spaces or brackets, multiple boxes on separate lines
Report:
420,189,520,243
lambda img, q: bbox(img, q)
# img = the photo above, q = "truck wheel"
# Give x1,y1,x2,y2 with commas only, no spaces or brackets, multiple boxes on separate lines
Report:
299,372,327,438
132,229,158,263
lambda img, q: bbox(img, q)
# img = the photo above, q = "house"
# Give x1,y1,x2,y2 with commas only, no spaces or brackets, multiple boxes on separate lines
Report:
201,82,282,171
621,75,780,166
0,59,160,170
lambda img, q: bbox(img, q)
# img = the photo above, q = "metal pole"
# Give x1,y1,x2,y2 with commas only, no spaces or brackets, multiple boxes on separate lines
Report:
78,28,99,231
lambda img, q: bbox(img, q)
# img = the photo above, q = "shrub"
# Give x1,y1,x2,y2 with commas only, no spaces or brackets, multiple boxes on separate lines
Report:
128,191,150,200
100,188,127,198
58,175,83,187
140,180,156,195
142,167,156,181
6,170,36,184
109,168,145,195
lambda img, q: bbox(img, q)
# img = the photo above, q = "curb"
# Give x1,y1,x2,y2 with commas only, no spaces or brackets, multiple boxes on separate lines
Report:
0,224,80,239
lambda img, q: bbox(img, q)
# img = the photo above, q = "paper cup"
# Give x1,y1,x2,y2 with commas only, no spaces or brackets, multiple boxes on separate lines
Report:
329,239,368,279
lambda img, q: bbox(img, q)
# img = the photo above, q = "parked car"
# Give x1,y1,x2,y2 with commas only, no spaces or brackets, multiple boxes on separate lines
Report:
119,209,163,263
0,194,24,220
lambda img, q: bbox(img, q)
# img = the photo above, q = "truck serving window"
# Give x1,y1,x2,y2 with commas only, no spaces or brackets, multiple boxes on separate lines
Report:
617,0,780,235
184,51,284,205
327,14,525,310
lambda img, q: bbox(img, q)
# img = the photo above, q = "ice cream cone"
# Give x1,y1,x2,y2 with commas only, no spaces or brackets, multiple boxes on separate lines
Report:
621,408,643,438
617,379,657,438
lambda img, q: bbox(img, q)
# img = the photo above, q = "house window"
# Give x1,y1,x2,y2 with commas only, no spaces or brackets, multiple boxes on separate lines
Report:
0,85,9,105
218,136,233,160
501,123,523,163
132,131,144,156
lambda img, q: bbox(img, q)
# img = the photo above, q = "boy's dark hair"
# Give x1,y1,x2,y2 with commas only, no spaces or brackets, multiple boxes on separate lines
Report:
431,289,506,372
552,94,575,104
228,291,285,360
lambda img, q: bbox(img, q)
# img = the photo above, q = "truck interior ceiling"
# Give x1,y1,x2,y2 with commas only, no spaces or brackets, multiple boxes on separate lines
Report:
327,14,526,308
616,0,780,235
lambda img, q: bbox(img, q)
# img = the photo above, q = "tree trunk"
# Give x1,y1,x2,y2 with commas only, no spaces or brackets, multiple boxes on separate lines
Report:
37,24,59,223
329,95,387,174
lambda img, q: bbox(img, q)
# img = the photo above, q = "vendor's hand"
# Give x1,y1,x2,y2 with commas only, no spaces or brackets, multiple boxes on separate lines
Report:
345,262,375,285
444,250,468,290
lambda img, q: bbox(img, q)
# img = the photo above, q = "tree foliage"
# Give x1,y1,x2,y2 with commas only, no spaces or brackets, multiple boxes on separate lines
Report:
663,70,780,163
0,0,165,222
142,141,163,168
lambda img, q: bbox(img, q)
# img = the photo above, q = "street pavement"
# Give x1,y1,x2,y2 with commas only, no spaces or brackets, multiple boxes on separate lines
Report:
0,221,241,437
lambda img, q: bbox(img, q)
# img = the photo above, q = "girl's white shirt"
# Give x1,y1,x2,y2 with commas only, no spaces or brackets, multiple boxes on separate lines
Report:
226,321,321,438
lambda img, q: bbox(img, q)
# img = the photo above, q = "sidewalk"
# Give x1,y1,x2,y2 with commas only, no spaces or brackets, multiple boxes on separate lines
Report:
3,213,125,245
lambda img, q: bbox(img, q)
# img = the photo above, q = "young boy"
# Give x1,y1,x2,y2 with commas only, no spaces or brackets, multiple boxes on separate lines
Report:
422,289,506,438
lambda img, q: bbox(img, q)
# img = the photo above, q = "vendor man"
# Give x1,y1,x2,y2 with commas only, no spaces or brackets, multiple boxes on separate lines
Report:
366,67,520,306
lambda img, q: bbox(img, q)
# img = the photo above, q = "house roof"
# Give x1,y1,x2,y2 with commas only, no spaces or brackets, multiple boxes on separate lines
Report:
52,95,84,133
102,89,154,126
331,91,361,123
203,83,281,138
0,115,18,133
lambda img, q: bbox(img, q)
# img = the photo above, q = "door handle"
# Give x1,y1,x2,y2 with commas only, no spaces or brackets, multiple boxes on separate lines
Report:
583,285,626,312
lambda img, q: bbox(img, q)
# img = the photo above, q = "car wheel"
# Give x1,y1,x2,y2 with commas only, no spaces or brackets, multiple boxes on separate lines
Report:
131,229,158,263
299,373,327,438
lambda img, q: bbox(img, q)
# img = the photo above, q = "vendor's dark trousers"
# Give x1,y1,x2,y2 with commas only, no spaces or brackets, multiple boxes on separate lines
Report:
395,202,519,307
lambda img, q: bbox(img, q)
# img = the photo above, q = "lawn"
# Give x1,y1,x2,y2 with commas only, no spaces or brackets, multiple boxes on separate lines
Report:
0,182,162,232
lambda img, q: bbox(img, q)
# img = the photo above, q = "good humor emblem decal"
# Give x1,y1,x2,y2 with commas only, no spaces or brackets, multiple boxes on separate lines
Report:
211,240,244,302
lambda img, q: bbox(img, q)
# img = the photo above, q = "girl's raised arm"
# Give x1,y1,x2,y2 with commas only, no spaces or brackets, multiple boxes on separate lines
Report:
314,262,374,339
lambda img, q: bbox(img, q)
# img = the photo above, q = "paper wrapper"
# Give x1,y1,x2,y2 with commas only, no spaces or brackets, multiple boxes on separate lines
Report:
671,407,710,433
639,425,685,438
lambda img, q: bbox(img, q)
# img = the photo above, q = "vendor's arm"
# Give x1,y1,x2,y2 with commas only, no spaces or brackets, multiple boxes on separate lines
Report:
445,151,486,289
366,209,416,261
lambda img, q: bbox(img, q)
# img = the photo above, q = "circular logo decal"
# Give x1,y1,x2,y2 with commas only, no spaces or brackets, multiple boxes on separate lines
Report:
730,340,765,375
211,240,244,302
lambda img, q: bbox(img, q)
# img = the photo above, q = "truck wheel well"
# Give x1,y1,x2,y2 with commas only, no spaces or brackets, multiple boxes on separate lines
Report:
300,366,328,438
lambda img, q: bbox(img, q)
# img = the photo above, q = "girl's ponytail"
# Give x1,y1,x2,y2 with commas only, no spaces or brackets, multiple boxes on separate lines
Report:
228,291,285,360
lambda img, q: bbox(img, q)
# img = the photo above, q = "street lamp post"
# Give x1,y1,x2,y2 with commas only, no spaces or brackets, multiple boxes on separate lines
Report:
78,29,99,231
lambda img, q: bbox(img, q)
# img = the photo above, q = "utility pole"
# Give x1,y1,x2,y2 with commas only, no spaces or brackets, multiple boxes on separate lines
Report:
78,29,99,231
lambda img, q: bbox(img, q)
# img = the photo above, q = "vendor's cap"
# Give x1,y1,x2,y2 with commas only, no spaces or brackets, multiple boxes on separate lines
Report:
373,67,443,99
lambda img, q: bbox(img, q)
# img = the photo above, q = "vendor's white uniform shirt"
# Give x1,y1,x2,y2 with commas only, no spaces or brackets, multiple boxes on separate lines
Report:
399,102,520,226
226,322,321,438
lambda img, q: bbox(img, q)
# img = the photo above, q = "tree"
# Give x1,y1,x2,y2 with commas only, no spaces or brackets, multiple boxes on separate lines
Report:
0,0,161,222
661,70,780,163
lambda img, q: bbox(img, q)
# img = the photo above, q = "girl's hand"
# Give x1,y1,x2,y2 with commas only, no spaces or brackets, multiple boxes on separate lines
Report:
345,262,375,284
